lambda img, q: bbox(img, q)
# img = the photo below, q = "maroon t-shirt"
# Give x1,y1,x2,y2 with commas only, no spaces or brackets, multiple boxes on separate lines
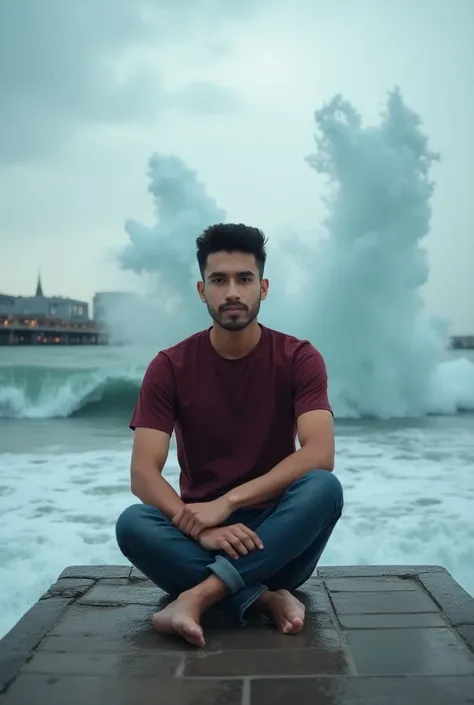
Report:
130,324,332,503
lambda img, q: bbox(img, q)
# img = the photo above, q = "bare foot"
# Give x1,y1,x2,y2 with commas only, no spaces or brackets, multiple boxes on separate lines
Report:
258,589,306,634
151,595,205,647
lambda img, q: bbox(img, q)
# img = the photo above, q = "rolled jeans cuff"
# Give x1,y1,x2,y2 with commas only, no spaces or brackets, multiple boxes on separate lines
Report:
208,555,245,595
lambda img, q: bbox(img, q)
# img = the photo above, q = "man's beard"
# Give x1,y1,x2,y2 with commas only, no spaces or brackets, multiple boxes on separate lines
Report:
206,300,260,332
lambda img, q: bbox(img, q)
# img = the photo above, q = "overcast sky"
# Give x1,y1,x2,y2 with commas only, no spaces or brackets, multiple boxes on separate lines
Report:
0,0,473,334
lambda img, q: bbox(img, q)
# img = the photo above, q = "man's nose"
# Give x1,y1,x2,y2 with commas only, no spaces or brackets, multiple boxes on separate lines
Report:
225,281,241,300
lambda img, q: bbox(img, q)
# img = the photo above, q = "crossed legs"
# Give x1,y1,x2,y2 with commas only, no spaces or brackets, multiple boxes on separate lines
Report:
115,470,343,646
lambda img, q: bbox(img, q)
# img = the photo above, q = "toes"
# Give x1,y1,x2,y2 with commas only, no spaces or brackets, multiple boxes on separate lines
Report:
282,616,304,634
291,616,304,632
280,619,293,633
179,624,205,647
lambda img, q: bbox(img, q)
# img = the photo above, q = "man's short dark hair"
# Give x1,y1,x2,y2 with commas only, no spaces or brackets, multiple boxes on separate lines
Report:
196,223,268,279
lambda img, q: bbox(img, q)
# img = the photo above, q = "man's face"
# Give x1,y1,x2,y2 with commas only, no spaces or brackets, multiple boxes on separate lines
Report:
197,251,269,332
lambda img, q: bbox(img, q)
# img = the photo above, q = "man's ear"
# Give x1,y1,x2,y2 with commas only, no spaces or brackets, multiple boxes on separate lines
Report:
196,280,206,303
260,278,269,300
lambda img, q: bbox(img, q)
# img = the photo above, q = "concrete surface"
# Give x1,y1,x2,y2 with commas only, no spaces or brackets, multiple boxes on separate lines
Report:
1,564,474,704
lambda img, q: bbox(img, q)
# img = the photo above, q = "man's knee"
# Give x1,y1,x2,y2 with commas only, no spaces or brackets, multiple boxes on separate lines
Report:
115,503,141,551
290,470,344,515
115,503,161,553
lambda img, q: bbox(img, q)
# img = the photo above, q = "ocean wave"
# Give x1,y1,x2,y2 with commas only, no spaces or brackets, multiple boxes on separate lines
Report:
0,365,143,419
1,354,474,421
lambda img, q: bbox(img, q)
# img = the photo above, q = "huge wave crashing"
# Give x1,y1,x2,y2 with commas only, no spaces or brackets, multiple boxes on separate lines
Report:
0,365,142,420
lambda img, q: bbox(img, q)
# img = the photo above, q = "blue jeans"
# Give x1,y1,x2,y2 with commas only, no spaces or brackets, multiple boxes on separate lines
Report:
115,469,343,625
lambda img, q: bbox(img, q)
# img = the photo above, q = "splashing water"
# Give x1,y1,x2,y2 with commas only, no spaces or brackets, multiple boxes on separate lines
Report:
114,153,223,347
290,89,449,418
113,88,474,419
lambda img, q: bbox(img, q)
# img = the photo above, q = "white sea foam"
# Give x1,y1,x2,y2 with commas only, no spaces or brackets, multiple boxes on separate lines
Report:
1,426,473,639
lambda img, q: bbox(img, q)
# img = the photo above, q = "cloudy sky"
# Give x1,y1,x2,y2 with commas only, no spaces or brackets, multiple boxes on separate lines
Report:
1,0,473,334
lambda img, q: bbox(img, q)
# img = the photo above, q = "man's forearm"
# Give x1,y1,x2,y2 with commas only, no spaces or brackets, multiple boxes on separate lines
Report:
224,444,333,510
131,470,185,521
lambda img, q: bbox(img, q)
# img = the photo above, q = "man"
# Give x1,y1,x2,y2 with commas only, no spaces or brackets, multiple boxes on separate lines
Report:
115,223,343,648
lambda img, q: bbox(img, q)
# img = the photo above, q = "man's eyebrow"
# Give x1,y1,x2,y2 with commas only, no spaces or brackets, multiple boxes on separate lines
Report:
207,270,255,277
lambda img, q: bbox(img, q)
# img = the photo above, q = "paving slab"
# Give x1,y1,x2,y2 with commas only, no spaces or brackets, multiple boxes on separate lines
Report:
0,675,243,705
458,625,474,652
250,676,474,705
1,564,474,704
57,565,132,580
41,579,95,600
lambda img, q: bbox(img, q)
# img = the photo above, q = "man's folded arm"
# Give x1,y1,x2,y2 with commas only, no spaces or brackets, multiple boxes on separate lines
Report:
129,353,185,520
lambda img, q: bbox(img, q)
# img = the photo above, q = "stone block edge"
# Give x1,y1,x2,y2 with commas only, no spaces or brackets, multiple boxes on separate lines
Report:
0,562,464,696
417,571,474,631
0,598,73,695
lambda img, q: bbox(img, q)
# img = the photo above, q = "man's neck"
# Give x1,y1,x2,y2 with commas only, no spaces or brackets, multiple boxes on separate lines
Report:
209,321,262,360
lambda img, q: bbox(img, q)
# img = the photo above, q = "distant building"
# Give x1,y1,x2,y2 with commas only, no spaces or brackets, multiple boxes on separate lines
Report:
0,274,89,321
0,293,16,316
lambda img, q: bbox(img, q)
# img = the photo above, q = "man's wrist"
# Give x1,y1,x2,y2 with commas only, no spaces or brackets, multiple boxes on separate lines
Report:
222,491,240,512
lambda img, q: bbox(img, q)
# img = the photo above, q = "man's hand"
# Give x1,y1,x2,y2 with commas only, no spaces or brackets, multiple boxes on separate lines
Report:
197,524,264,560
171,497,233,538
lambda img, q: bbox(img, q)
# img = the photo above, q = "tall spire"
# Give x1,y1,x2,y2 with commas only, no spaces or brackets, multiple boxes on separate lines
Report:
35,270,44,297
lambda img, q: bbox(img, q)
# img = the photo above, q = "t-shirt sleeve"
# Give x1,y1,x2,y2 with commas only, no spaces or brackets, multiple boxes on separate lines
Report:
292,342,333,418
129,352,176,435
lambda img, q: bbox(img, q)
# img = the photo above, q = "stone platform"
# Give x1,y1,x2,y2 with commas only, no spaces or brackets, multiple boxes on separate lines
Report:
1,565,474,704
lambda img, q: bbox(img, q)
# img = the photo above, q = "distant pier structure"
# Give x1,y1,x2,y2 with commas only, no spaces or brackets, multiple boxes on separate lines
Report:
450,335,474,350
0,315,107,346
0,274,107,346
